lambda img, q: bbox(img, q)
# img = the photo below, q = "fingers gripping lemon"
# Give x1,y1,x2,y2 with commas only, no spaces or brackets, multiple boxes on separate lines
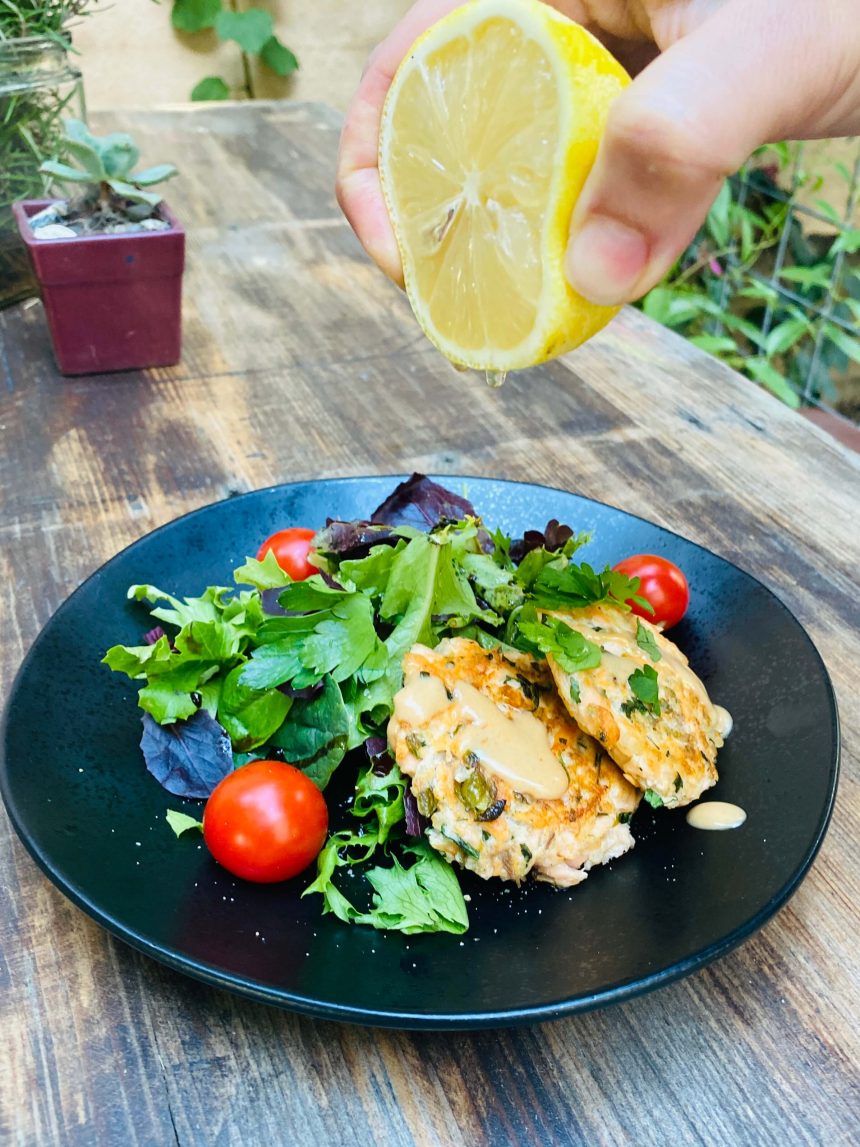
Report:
379,0,630,373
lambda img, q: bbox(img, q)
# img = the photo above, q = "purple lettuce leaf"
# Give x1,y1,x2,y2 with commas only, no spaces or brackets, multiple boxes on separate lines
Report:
140,710,233,799
365,735,392,776
260,587,291,616
313,476,480,560
277,679,325,702
312,520,404,561
370,473,477,529
509,519,575,563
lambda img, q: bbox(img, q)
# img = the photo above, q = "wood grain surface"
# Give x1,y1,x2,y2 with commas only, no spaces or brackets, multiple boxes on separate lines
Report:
1,102,858,1147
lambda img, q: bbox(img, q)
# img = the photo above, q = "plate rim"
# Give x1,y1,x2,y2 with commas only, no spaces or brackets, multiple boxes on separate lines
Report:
0,474,841,1028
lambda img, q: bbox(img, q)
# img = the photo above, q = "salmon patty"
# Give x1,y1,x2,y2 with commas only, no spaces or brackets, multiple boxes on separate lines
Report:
544,604,732,808
388,637,639,887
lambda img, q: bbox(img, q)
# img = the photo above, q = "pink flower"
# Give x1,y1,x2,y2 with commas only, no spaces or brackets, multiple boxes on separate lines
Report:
709,258,723,276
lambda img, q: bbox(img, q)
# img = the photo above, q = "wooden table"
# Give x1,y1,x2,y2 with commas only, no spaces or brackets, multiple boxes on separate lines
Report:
1,102,858,1146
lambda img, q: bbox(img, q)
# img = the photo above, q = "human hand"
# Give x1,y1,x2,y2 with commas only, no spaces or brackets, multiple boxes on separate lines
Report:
336,0,860,305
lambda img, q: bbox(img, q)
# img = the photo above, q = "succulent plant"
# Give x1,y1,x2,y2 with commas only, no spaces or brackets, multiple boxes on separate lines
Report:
40,119,177,218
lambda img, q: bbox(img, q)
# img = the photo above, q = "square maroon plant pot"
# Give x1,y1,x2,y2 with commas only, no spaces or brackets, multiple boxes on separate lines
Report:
13,199,185,376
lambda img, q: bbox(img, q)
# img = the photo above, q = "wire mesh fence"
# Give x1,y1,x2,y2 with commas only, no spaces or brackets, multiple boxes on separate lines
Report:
640,137,860,426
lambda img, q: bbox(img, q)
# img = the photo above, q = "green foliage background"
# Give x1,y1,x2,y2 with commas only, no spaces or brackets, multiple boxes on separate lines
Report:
170,0,298,101
639,144,860,411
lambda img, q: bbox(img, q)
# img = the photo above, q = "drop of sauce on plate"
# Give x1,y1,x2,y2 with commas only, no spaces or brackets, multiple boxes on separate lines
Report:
686,801,747,831
713,705,733,738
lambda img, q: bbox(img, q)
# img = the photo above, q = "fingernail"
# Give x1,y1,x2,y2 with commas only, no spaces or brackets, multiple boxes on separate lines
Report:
565,216,649,306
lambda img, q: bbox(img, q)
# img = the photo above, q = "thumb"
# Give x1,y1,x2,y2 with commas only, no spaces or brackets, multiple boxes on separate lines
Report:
564,0,839,306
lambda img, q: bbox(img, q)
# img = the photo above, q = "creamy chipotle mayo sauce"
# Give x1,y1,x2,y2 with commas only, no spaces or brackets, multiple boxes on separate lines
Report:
686,801,747,830
393,673,568,800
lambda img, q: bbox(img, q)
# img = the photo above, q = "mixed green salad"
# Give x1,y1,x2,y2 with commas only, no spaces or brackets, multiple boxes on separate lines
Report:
104,475,652,935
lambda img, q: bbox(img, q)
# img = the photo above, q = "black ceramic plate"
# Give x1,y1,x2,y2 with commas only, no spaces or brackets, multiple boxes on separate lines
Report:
1,477,839,1028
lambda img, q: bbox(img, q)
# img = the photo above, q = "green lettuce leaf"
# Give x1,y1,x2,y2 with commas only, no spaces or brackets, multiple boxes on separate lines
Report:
166,809,204,837
233,550,292,590
105,583,271,727
432,545,498,627
127,583,263,636
138,679,200,723
354,534,442,721
339,541,404,599
216,663,292,752
514,547,567,590
460,551,524,615
302,834,468,935
102,634,174,679
240,594,382,691
352,762,406,845
362,841,468,935
269,675,349,789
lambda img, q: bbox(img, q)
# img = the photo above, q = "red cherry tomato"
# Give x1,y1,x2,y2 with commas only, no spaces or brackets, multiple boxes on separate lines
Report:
612,554,690,629
257,527,316,580
203,761,328,883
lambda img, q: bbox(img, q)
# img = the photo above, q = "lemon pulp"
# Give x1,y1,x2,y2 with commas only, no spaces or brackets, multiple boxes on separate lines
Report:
379,0,630,373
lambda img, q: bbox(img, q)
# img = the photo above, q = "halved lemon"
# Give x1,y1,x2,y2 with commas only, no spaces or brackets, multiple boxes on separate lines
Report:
379,0,630,373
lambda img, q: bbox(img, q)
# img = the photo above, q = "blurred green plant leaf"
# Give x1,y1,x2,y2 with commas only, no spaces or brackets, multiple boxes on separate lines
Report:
814,198,843,226
765,318,809,357
215,8,272,54
64,140,105,180
778,265,834,289
133,164,179,186
744,358,801,407
173,1,299,97
172,0,221,32
834,161,853,184
39,160,92,184
191,76,231,101
260,35,299,77
823,324,860,366
108,179,163,208
831,228,860,256
736,283,779,305
706,180,732,247
688,335,739,354
99,135,140,179
637,138,858,412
